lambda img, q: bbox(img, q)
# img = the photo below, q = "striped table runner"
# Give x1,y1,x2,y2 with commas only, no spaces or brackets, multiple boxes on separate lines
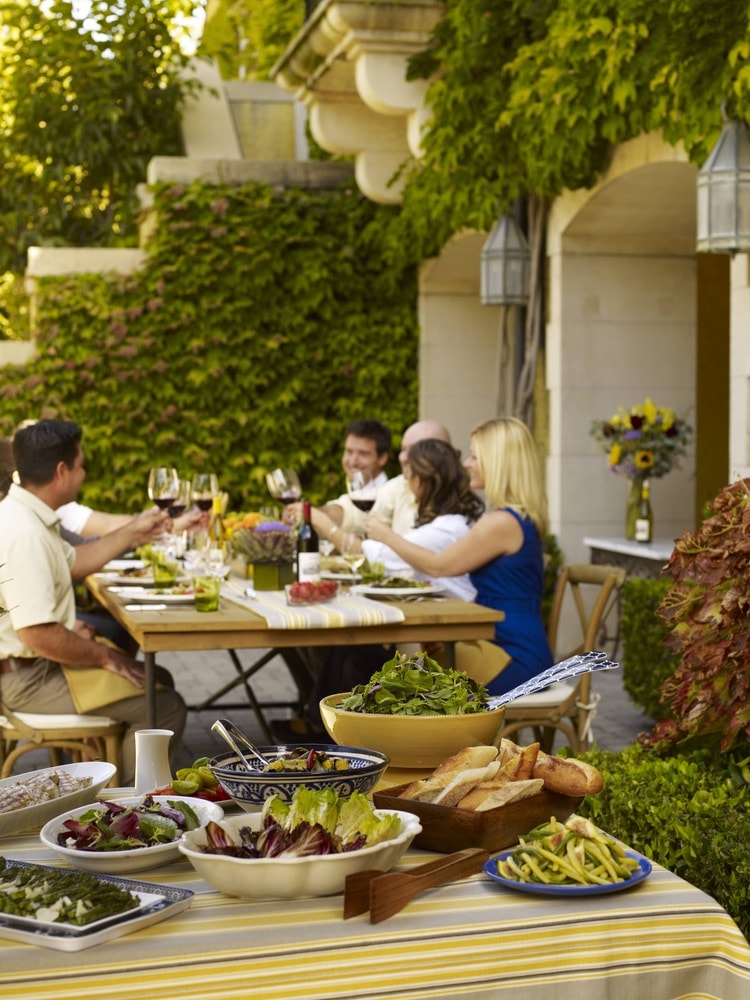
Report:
221,584,405,629
3,833,750,999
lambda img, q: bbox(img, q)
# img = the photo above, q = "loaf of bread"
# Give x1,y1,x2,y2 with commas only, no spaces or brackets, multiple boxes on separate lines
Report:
532,749,604,796
395,740,603,812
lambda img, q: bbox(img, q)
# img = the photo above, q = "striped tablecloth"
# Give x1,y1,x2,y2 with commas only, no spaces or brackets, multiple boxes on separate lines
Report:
2,830,750,999
221,584,406,629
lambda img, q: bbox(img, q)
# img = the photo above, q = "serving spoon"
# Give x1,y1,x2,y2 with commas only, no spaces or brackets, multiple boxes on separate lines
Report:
486,650,619,710
211,718,271,771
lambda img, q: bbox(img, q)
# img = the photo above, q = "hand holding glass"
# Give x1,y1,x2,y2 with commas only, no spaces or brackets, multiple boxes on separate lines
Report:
266,468,302,506
191,473,219,512
148,467,179,511
347,470,378,513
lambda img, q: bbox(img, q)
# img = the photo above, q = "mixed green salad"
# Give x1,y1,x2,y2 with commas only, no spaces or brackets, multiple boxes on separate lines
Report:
56,796,204,852
200,787,401,858
339,651,490,716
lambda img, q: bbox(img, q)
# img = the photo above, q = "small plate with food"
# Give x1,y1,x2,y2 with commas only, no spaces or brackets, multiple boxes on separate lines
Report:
108,585,194,603
484,814,652,895
353,578,441,598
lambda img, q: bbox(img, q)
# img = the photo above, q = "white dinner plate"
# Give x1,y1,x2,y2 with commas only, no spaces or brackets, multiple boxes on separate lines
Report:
353,583,442,598
0,860,192,951
483,851,652,896
102,559,146,572
321,571,362,582
108,586,194,604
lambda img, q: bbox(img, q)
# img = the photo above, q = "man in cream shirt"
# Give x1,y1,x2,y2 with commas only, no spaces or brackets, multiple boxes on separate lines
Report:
0,419,186,784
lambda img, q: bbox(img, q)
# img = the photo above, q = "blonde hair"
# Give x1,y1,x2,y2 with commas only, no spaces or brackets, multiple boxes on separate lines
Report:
471,417,548,537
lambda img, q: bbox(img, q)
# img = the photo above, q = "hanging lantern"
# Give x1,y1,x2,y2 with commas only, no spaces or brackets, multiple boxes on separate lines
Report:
696,119,750,253
480,214,530,305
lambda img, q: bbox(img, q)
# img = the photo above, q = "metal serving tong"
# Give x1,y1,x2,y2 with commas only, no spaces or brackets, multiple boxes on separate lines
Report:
486,650,619,710
211,718,271,770
344,848,489,923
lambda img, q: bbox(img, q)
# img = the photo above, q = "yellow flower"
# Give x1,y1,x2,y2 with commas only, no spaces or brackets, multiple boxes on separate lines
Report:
660,407,675,431
609,443,622,466
643,397,657,425
635,450,654,469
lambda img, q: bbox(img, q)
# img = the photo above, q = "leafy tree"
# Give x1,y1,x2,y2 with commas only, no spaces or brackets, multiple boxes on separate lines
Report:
0,0,203,275
200,0,304,81
398,0,750,259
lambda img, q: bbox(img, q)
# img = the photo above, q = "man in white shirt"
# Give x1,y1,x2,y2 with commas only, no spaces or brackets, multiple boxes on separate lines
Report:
0,420,186,784
285,418,392,534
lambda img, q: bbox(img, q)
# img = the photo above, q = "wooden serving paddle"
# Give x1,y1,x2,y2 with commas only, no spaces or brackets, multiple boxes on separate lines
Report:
343,847,489,923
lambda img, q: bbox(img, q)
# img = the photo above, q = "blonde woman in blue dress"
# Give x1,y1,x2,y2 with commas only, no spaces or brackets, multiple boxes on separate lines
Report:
365,416,553,694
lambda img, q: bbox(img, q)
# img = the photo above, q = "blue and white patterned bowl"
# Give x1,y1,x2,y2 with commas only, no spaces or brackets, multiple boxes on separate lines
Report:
209,744,390,811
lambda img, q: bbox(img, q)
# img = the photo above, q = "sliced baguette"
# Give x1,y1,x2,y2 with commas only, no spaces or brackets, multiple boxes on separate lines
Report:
433,759,501,807
470,778,544,811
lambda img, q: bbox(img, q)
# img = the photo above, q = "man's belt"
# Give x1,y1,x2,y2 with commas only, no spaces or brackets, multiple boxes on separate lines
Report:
0,656,38,676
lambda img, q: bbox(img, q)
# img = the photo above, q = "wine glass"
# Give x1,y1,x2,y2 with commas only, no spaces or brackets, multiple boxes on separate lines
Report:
265,468,302,507
168,479,192,520
147,467,179,511
339,534,366,577
347,469,378,513
191,472,219,512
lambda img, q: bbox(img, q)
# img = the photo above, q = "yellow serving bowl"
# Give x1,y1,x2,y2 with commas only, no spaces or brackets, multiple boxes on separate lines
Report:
319,693,506,769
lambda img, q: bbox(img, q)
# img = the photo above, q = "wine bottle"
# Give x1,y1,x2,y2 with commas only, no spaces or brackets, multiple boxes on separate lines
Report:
209,495,227,553
634,479,653,543
297,500,321,582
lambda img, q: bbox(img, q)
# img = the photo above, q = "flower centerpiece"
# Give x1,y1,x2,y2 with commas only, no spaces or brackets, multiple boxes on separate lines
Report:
590,397,692,540
228,520,296,589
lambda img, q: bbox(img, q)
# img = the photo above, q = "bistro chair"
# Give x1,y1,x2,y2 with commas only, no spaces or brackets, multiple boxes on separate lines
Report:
499,563,627,753
0,703,124,782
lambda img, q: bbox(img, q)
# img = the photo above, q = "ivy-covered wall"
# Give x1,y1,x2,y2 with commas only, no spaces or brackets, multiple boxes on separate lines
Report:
0,179,419,512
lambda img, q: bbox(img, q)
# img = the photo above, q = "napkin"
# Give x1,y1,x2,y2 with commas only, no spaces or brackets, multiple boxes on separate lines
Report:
221,583,405,629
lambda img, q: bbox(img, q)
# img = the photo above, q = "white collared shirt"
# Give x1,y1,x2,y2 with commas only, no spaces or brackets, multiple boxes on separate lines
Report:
0,483,76,657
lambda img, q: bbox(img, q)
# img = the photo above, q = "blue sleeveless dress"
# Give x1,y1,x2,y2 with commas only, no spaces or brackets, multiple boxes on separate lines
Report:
469,508,553,695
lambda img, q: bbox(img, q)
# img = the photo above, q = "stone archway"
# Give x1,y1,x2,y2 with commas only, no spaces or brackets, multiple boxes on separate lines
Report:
546,133,709,563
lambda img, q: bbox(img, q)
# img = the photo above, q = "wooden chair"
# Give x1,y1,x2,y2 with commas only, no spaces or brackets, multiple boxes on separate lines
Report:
0,704,125,782
499,563,627,753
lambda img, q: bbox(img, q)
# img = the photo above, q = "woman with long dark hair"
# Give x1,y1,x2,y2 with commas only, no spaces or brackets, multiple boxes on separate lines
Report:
360,437,484,599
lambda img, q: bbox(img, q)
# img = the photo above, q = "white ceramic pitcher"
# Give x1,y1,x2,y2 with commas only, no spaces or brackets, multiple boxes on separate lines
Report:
134,728,174,794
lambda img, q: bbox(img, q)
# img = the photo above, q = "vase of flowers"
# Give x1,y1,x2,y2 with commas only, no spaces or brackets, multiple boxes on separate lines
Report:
590,397,692,540
228,520,296,589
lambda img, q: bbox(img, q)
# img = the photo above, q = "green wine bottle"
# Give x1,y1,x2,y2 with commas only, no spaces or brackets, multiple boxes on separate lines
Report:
634,479,653,543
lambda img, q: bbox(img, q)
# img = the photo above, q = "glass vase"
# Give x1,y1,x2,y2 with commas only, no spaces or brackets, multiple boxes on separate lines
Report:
252,561,295,591
625,478,643,541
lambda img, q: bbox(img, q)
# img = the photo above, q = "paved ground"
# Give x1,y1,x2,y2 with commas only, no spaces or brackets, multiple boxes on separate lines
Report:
9,646,654,777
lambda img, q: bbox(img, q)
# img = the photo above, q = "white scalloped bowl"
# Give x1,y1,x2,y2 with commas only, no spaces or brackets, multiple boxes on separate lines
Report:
178,809,421,899
40,795,224,874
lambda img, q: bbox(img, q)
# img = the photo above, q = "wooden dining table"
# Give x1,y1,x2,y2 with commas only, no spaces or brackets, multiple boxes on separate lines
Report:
85,575,504,728
2,817,750,999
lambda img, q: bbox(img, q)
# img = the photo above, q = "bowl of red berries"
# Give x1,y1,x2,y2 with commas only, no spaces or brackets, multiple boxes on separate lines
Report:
285,580,340,606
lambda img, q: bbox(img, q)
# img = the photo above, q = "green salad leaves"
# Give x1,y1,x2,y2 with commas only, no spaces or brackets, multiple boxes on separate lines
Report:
339,652,489,716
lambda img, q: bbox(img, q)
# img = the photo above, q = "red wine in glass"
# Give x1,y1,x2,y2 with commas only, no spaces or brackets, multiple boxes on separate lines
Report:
153,496,176,511
351,498,375,512
148,467,179,512
194,498,213,512
168,502,187,518
279,490,301,506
